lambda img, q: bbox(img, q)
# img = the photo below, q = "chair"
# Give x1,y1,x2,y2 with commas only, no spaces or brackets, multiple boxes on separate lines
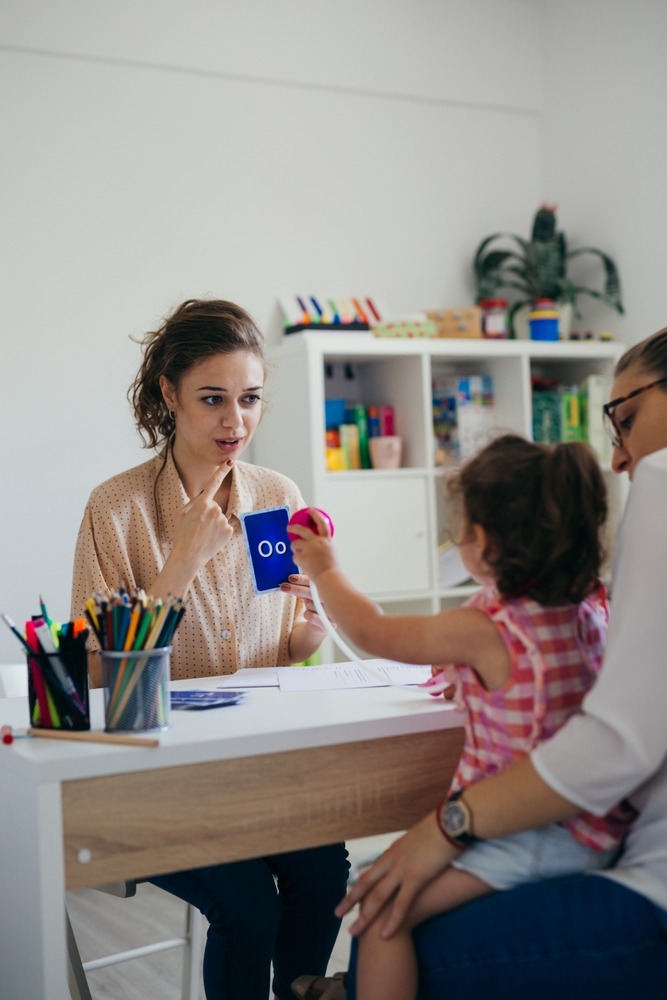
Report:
66,882,204,1000
0,663,204,1000
0,662,30,697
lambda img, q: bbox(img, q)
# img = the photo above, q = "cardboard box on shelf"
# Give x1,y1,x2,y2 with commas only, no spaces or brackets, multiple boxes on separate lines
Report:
427,307,482,339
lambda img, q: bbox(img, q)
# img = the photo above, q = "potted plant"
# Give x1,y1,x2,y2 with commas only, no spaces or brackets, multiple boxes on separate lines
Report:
472,204,624,337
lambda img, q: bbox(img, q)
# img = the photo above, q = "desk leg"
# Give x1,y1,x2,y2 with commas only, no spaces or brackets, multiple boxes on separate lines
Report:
1,771,69,1000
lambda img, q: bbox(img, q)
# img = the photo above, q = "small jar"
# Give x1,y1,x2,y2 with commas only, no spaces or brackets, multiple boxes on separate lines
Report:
479,299,509,339
528,302,560,341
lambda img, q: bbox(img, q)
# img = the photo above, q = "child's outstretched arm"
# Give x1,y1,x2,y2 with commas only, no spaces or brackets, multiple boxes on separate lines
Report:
288,510,508,683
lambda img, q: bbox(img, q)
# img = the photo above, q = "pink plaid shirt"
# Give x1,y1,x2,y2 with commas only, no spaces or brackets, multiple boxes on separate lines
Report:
449,585,634,852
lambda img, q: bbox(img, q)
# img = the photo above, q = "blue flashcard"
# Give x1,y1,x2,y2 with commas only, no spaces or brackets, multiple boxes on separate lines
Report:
171,690,245,710
240,506,300,594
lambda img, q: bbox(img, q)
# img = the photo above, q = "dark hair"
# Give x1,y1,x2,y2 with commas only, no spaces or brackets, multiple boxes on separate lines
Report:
129,298,266,448
445,434,608,605
614,326,667,382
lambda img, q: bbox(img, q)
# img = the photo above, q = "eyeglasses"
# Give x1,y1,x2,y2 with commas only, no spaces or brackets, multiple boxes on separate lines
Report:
602,376,667,448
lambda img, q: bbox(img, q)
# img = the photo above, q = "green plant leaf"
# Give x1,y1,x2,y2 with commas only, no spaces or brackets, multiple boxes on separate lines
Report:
471,208,624,318
566,247,623,310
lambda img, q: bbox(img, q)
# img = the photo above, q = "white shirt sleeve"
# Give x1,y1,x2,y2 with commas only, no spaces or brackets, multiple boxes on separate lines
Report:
533,447,667,816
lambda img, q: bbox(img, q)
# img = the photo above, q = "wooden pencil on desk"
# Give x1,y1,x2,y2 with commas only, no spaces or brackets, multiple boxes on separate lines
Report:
27,727,159,747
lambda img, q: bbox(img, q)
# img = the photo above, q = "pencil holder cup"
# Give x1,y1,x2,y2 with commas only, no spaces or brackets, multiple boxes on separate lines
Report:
101,647,171,733
27,647,90,731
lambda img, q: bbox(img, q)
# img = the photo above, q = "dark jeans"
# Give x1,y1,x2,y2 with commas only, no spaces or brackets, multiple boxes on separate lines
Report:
151,842,348,1000
347,874,667,999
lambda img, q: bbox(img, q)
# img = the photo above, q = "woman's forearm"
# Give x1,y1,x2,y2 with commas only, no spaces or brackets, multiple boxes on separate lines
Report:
149,546,203,602
288,621,326,664
462,756,580,839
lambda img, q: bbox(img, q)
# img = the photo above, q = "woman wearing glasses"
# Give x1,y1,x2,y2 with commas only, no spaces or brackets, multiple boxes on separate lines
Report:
603,332,667,478
305,328,667,1000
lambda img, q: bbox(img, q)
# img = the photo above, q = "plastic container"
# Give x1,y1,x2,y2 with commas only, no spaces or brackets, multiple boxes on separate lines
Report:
479,298,509,339
529,302,560,341
27,646,90,731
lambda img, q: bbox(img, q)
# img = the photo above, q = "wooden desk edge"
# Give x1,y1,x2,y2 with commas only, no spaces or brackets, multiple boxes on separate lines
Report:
63,726,464,888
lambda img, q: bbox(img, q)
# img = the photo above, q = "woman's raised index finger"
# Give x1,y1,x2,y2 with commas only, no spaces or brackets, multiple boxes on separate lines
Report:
201,461,232,498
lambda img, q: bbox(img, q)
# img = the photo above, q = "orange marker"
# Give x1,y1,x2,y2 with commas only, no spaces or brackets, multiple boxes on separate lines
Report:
351,297,368,324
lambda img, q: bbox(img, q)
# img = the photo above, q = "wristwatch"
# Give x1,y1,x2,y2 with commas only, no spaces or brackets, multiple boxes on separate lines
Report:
436,789,482,849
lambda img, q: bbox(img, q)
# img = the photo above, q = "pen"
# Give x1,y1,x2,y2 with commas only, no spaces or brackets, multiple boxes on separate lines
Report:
296,296,312,324
25,619,54,726
327,299,341,324
351,297,369,324
340,298,357,324
1,613,35,656
310,296,331,324
365,297,382,323
27,728,159,747
39,595,51,625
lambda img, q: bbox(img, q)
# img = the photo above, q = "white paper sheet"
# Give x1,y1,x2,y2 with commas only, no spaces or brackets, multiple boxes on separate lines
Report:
217,668,280,688
276,660,432,692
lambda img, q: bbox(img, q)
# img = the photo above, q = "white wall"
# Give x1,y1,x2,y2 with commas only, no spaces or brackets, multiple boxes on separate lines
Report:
3,2,663,655
541,0,667,342
0,0,546,660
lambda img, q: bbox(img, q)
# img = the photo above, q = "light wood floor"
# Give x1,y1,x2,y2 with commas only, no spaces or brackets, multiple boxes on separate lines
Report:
66,833,397,1000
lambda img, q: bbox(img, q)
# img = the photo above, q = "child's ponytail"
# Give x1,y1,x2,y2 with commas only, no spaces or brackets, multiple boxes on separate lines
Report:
537,442,608,603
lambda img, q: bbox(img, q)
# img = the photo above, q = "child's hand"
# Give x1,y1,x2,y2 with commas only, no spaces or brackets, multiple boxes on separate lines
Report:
420,664,463,707
279,574,336,634
287,508,338,582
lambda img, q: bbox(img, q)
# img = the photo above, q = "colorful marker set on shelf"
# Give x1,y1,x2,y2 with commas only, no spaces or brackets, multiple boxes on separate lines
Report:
280,294,386,332
1,598,90,730
86,590,185,733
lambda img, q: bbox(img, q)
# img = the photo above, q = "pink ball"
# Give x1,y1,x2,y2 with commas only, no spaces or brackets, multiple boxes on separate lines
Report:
287,507,335,541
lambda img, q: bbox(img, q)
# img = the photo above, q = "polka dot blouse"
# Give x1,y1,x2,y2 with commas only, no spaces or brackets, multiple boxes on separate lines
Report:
71,450,307,679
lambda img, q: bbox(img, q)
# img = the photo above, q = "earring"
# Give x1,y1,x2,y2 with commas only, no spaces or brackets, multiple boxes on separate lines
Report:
169,410,176,420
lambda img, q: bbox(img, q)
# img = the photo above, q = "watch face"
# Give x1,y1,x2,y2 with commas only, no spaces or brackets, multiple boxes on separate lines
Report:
443,802,467,836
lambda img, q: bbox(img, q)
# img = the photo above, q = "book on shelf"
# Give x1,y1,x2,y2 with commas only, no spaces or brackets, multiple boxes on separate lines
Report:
580,373,612,465
347,405,371,469
339,424,361,470
433,374,495,464
560,386,582,442
531,384,561,443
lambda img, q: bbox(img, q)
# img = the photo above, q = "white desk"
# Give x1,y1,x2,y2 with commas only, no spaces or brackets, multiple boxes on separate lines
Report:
0,674,463,1000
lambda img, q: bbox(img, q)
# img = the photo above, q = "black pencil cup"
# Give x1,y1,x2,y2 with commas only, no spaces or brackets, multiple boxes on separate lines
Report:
26,647,90,730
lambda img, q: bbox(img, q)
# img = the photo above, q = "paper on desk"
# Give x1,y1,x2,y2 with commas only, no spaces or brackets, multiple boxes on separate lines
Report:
216,661,433,692
276,660,432,692
217,668,280,688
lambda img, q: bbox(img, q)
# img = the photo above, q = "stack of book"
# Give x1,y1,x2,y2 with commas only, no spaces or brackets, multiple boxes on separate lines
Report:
532,374,611,464
325,400,395,470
